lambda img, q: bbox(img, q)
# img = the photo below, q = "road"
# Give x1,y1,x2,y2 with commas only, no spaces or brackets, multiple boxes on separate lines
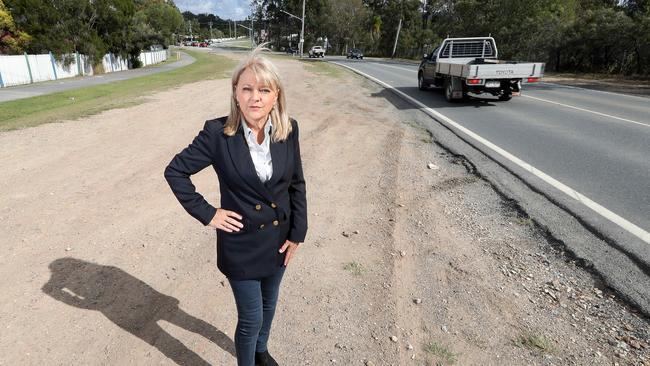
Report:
327,57,650,246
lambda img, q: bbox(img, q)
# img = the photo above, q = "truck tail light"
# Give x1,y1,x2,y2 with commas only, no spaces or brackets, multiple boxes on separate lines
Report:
467,79,482,85
526,77,540,83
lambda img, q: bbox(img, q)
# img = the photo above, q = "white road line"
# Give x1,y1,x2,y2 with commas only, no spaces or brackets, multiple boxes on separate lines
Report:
523,95,649,128
332,61,650,245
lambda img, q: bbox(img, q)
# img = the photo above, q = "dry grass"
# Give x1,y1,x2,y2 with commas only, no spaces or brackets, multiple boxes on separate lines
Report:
425,341,457,364
343,261,365,276
512,332,555,353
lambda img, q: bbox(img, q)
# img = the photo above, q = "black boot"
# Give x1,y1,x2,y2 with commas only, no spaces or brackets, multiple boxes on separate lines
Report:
255,350,279,366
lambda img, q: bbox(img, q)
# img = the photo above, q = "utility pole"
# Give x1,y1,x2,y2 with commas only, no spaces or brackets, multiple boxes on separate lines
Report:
280,0,306,57
300,0,305,57
189,21,193,41
228,21,232,38
209,21,213,40
251,17,254,47
238,24,253,49
234,20,237,38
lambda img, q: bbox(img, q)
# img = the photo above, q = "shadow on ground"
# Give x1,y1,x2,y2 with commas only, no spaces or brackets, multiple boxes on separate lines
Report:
42,257,234,366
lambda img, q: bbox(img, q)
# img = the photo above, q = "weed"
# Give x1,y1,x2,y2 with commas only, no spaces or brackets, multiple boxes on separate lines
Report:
404,120,433,143
512,333,554,353
425,341,457,364
343,261,364,275
514,216,534,226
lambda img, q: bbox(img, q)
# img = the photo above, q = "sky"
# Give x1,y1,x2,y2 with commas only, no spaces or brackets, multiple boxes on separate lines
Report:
174,0,251,19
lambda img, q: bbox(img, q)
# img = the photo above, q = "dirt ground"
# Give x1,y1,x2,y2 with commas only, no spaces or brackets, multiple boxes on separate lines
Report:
1,51,649,366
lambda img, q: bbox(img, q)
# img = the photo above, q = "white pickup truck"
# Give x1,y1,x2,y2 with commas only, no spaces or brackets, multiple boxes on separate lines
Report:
308,46,325,58
418,37,544,102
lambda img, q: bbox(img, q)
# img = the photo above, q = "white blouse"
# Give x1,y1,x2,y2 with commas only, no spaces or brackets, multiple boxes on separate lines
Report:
242,118,273,183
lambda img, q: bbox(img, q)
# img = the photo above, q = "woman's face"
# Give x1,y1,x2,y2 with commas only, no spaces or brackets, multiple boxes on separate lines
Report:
235,67,278,126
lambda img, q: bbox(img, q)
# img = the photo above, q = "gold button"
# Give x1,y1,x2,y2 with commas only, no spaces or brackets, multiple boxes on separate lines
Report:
271,202,277,208
259,224,265,229
272,220,279,226
255,204,262,211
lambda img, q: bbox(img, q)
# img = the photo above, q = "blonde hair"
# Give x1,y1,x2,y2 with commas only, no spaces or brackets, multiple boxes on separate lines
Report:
225,43,291,142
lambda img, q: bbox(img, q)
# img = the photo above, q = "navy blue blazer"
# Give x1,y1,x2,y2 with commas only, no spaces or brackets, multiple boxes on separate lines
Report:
164,117,307,280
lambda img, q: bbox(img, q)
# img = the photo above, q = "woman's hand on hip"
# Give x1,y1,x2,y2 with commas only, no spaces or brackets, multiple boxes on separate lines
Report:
279,240,299,266
209,208,243,232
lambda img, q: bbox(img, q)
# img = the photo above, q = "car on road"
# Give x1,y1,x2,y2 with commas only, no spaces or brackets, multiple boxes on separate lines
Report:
285,46,298,55
309,46,325,58
347,48,364,59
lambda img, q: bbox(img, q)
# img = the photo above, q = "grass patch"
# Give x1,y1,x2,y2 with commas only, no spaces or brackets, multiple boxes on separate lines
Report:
544,71,650,82
512,333,554,353
514,216,534,226
300,60,346,79
404,120,433,143
219,37,254,49
0,49,236,132
343,261,364,276
425,341,457,364
264,53,300,62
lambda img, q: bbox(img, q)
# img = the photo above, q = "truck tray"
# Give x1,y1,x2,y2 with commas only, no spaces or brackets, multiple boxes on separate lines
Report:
436,61,544,80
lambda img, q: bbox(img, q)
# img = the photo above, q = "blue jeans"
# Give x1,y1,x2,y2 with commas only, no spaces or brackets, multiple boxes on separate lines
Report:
228,267,285,366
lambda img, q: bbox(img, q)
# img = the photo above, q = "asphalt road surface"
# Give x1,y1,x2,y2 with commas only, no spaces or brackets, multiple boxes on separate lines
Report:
330,57,649,242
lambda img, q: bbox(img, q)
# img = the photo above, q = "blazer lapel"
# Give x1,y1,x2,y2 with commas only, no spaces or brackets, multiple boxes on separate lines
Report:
269,137,289,221
268,137,288,186
226,126,275,202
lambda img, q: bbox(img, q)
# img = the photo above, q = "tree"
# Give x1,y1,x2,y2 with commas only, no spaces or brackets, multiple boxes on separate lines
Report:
323,0,370,54
154,0,650,76
362,0,427,58
5,0,182,66
182,10,231,41
0,0,30,54
623,0,648,15
139,0,184,45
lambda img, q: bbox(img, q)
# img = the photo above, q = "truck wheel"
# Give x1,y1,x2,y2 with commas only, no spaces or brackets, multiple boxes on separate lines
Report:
418,73,430,91
498,92,512,101
444,78,455,102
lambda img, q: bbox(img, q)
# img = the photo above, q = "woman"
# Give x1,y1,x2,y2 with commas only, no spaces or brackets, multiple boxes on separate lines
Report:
164,45,307,366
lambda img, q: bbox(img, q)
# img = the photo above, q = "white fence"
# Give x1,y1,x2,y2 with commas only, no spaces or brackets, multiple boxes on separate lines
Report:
0,50,168,88
101,53,128,74
139,50,167,67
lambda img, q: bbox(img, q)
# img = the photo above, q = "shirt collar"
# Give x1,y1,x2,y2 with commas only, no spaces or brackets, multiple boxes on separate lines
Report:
241,116,273,138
